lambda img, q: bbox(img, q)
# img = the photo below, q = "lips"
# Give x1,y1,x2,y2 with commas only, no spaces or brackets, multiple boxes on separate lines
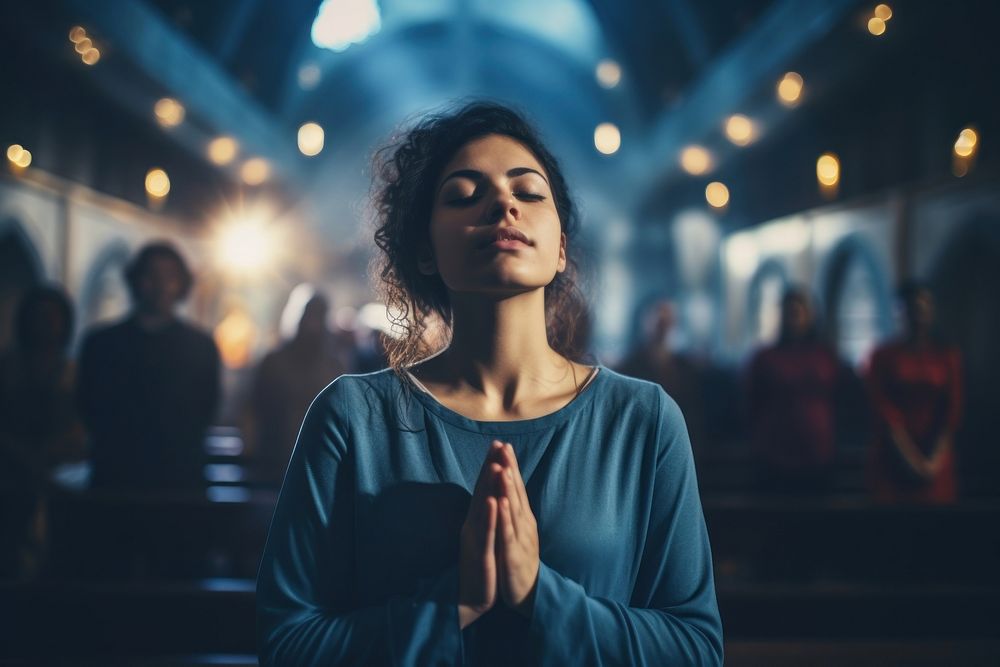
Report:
479,226,532,249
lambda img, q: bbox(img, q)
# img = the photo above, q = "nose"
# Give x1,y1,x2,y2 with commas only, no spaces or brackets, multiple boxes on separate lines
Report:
486,191,520,224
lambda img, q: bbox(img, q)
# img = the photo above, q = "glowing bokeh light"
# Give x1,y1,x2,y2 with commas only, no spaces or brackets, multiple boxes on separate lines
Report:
874,4,893,21
816,153,840,187
214,307,257,369
777,72,804,107
240,158,271,185
81,48,101,65
594,123,621,155
311,0,381,51
680,146,712,175
705,182,730,208
868,17,886,36
725,114,755,146
595,59,622,88
145,168,170,198
7,144,32,168
217,218,273,273
207,137,239,165
74,37,92,54
298,122,325,156
954,127,978,157
154,98,185,128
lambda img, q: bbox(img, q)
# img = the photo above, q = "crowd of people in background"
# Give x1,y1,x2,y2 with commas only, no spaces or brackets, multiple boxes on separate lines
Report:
0,240,966,577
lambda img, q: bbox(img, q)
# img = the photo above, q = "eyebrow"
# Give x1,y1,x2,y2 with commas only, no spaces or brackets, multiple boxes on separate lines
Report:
437,167,549,194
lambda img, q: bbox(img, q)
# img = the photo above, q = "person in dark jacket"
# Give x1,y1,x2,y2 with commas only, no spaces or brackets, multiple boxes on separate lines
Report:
77,241,220,490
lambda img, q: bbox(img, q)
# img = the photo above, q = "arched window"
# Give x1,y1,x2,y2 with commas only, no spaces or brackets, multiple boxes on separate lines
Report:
79,242,131,330
746,261,788,349
823,237,892,367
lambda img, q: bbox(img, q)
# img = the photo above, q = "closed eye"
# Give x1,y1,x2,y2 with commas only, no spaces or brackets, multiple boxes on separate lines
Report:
445,192,546,206
445,194,482,207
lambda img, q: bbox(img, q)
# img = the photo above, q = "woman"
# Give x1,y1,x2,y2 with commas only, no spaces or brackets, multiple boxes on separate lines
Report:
256,102,723,666
745,288,843,493
866,282,962,504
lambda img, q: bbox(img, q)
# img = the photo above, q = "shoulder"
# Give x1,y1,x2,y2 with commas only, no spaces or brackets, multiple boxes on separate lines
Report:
593,366,682,424
308,368,401,416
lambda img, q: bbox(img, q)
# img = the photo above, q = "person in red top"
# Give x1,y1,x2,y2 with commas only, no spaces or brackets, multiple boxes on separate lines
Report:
746,288,843,493
866,282,962,504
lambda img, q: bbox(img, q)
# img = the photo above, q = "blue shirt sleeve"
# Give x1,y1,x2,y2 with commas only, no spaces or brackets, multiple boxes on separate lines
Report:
526,389,724,666
255,377,465,666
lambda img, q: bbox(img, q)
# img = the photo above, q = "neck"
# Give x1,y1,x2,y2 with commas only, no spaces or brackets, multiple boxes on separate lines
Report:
436,288,568,399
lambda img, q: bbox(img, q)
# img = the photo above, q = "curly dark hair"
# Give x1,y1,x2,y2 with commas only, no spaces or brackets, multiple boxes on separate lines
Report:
371,101,590,377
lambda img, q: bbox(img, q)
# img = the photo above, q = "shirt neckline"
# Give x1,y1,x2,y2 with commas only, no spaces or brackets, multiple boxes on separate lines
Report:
402,365,605,435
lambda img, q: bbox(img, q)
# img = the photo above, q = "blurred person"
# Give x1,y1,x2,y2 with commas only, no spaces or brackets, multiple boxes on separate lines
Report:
745,287,842,493
0,285,85,578
249,288,348,483
617,298,707,451
256,102,722,666
0,285,86,477
77,241,220,490
866,282,962,504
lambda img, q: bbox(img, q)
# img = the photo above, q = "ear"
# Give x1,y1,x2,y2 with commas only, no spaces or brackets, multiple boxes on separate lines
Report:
417,243,437,276
556,232,567,273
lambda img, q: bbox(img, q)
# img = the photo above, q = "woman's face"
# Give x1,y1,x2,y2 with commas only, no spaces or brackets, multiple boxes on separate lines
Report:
423,134,566,297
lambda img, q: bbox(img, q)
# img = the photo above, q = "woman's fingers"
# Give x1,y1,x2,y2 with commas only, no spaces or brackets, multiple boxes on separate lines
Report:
496,468,521,537
498,496,516,551
471,441,506,509
483,496,497,555
503,443,531,515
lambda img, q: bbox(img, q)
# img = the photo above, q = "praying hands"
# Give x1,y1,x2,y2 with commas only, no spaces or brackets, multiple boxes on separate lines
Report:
458,440,540,629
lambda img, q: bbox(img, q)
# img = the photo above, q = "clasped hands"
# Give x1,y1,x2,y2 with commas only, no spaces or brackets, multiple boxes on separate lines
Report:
458,440,539,629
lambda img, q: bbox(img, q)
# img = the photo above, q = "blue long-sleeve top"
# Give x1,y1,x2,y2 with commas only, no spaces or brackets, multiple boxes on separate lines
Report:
256,367,723,666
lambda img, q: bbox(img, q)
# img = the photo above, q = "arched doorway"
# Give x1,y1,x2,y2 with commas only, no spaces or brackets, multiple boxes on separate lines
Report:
822,236,893,368
746,260,788,351
78,242,131,334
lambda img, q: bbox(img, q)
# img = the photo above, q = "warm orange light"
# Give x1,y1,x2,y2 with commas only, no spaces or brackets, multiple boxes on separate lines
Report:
777,72,804,107
154,98,185,128
680,146,712,175
207,136,239,165
954,127,978,158
145,168,170,198
214,307,257,369
81,48,101,65
724,114,755,146
74,37,92,54
817,153,840,187
705,182,730,208
874,4,892,21
867,17,886,36
69,26,87,43
240,158,271,185
6,144,31,169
